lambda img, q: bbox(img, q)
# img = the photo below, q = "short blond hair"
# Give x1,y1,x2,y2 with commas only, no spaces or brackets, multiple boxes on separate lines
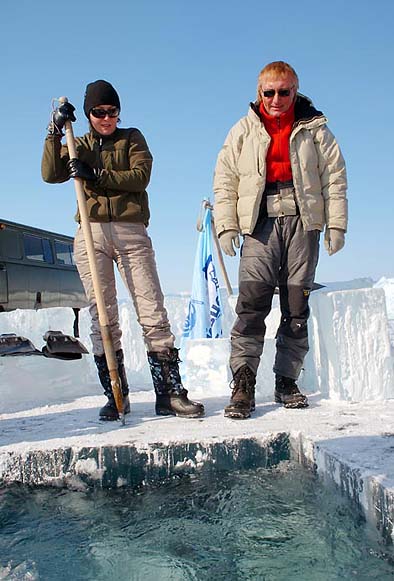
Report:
257,61,299,102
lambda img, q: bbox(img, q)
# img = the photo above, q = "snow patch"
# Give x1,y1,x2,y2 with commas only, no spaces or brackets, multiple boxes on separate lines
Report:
74,457,105,480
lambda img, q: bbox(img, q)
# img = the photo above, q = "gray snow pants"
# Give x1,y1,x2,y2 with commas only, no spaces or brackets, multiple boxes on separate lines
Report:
74,222,175,356
230,215,320,380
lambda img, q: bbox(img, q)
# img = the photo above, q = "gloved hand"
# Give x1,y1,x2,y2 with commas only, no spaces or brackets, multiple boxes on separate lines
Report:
324,227,345,256
219,230,240,257
47,102,76,136
67,158,101,182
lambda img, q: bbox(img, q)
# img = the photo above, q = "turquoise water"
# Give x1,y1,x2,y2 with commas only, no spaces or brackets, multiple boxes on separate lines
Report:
0,462,393,580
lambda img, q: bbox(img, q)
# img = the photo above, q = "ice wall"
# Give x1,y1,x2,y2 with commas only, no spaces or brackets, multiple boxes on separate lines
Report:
374,277,394,346
374,277,394,319
0,280,393,413
305,288,394,400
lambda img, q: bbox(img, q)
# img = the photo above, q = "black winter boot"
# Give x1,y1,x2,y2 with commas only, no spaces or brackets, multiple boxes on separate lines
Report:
94,349,131,421
274,375,308,409
147,348,204,418
224,364,256,419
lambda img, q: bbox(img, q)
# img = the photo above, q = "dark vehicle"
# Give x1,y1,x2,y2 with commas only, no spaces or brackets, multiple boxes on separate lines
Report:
0,218,87,312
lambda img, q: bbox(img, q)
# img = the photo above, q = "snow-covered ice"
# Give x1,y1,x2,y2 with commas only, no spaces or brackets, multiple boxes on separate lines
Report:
0,278,394,540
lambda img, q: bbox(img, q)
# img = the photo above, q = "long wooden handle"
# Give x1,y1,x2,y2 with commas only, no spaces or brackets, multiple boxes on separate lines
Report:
60,97,124,422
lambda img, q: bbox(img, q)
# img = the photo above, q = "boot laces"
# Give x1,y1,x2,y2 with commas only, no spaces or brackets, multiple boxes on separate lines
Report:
231,366,255,396
277,376,300,395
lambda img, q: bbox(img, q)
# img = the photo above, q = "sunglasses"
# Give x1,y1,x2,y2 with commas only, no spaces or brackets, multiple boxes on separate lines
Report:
90,107,119,119
262,88,293,98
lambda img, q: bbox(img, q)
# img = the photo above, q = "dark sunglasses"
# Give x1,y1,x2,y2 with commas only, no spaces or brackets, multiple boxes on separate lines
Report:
90,107,119,119
262,88,293,98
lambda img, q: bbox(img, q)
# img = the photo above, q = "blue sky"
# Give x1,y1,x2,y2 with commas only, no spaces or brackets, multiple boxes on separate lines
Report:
1,0,394,295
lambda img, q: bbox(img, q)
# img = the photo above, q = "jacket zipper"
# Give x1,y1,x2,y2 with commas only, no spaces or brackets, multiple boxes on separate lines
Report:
98,137,112,221
277,117,283,175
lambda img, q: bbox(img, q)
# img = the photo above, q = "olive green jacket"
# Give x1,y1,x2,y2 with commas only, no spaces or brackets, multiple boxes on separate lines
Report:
41,127,153,225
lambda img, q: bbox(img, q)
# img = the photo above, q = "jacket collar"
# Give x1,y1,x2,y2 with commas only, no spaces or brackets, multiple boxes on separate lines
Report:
258,100,295,130
89,125,120,142
249,93,327,129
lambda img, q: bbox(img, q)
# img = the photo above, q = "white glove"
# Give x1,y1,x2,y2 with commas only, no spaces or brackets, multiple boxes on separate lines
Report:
219,230,240,257
324,228,345,256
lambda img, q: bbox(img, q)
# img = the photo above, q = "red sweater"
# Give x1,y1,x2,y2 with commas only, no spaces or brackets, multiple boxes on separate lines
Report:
259,102,295,183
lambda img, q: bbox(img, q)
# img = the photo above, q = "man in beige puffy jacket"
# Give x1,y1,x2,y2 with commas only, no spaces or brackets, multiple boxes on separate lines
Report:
213,61,347,419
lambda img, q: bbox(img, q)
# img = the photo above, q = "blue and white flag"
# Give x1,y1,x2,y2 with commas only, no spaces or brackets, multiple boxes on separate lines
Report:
182,206,223,340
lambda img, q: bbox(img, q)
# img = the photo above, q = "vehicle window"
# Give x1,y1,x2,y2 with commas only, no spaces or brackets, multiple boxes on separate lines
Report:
55,241,74,265
70,244,76,265
23,234,54,263
0,228,22,259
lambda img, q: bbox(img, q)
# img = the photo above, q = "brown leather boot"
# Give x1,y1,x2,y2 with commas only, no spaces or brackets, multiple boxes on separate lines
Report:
224,365,256,419
274,375,308,409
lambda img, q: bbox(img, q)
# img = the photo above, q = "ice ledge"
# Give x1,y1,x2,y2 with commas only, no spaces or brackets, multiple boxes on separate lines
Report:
0,431,393,543
0,435,289,490
1,394,394,543
291,433,394,544
1,414,394,543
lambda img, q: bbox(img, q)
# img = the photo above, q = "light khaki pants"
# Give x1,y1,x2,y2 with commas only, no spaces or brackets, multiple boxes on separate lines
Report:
74,222,175,356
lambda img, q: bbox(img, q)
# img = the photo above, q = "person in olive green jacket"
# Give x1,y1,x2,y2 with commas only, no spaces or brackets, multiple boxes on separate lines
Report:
42,79,204,421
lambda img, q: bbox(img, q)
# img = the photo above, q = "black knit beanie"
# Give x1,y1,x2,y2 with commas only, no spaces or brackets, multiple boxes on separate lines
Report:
83,80,121,118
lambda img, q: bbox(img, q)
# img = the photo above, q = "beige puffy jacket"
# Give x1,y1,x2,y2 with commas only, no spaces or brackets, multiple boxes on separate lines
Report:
213,95,348,236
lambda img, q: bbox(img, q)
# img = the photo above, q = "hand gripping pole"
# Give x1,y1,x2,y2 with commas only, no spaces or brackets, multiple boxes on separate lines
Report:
59,97,125,424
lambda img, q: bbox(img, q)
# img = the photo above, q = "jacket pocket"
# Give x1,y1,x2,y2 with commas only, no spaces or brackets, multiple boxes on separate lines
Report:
267,188,297,217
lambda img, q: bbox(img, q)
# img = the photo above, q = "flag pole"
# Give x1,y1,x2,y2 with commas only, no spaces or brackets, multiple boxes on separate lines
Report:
200,200,233,296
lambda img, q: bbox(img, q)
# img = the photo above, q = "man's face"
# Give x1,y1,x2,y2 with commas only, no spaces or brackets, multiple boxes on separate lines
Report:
260,73,297,117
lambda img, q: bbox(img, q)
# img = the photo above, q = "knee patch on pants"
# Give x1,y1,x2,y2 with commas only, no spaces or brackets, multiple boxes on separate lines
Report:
277,317,308,339
234,281,275,336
